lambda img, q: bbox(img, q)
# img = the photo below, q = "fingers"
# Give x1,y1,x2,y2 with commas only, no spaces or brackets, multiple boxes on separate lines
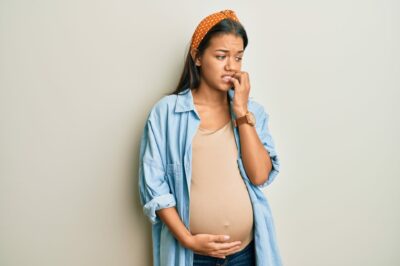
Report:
232,71,248,84
210,247,241,258
215,241,242,250
230,76,240,89
222,243,243,256
210,235,241,249
209,235,242,258
209,241,242,258
212,234,231,243
232,71,243,84
230,71,250,91
195,234,242,259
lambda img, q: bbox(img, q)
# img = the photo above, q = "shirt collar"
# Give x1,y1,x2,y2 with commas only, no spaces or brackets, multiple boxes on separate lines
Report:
175,87,235,113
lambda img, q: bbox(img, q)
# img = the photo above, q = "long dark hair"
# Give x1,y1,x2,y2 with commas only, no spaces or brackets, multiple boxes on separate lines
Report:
166,18,248,96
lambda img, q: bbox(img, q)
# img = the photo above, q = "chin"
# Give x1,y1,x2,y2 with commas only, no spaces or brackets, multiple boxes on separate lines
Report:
219,81,232,90
217,86,231,92
209,80,232,92
224,84,233,91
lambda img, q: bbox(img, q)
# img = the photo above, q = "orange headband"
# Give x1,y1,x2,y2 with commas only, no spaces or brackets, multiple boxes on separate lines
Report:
190,9,240,52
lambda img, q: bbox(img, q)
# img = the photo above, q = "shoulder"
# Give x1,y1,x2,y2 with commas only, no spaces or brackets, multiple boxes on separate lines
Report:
147,94,178,122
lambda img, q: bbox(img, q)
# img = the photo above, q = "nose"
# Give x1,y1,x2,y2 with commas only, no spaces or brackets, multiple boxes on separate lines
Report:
224,56,237,71
225,58,232,71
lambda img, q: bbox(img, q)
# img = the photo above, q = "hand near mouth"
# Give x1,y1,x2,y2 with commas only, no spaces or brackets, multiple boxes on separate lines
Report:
229,71,251,117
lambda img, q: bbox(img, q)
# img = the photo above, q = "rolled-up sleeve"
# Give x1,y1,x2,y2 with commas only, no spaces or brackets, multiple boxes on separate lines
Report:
138,119,176,224
256,106,281,189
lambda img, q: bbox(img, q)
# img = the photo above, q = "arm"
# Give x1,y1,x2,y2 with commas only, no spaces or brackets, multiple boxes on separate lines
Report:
138,119,176,224
236,109,272,186
229,72,280,188
155,207,192,247
156,205,242,259
234,106,280,187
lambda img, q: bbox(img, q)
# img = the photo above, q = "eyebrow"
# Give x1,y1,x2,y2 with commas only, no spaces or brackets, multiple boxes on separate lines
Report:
214,49,244,54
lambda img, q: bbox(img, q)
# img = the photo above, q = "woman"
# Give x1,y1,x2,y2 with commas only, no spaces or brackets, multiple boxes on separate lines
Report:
138,10,282,266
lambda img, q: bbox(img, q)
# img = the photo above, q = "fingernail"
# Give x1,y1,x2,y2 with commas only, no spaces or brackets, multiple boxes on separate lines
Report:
224,235,230,240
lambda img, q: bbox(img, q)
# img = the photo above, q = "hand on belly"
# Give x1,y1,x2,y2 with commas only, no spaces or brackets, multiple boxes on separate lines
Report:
190,215,253,245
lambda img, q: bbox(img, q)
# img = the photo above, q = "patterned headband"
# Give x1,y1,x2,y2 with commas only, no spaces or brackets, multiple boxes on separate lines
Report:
190,9,240,52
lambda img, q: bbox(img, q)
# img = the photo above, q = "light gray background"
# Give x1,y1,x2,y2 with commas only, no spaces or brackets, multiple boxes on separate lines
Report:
1,1,399,265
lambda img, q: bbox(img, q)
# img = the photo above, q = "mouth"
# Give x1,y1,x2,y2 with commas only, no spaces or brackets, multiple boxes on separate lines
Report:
221,75,234,83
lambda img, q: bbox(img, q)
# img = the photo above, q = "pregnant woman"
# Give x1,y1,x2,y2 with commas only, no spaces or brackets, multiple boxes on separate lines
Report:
138,10,282,266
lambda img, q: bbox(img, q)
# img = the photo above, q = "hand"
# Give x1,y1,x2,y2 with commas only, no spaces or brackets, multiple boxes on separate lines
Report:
186,233,242,259
229,71,250,117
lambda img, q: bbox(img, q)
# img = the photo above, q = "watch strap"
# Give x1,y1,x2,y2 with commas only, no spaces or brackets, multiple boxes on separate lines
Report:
233,111,252,127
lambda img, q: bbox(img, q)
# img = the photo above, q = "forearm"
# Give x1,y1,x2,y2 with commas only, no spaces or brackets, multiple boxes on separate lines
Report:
156,207,192,248
237,122,272,186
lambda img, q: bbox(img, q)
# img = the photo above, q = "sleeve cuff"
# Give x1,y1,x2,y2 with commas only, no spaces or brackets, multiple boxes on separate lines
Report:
237,153,280,189
257,153,280,189
143,193,176,224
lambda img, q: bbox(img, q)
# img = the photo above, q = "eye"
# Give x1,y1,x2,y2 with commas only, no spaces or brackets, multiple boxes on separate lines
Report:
236,57,243,61
216,55,226,60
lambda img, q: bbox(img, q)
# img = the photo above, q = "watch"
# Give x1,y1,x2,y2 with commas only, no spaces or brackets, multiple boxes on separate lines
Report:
233,111,256,127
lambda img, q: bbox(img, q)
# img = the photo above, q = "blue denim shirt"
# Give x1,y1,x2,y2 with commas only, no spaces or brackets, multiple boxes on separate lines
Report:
138,87,282,266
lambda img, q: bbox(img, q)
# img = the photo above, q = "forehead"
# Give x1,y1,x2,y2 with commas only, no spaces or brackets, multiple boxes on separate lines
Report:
207,34,244,52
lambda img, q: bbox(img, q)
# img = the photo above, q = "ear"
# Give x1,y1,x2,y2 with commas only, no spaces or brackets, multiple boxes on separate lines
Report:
190,48,201,67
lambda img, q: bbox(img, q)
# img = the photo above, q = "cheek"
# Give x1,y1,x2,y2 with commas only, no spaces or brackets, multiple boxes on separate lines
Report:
234,60,242,69
202,61,222,77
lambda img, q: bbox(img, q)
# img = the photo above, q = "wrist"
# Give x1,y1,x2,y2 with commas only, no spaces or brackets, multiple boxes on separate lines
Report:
180,231,194,249
234,107,248,117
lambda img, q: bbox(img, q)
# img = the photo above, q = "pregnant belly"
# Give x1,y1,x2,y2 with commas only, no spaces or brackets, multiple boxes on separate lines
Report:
189,183,254,249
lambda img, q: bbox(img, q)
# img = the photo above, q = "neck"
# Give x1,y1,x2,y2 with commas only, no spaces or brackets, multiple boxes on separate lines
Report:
192,83,229,107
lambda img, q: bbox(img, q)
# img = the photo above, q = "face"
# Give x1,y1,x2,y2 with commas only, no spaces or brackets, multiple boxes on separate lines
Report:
192,33,244,92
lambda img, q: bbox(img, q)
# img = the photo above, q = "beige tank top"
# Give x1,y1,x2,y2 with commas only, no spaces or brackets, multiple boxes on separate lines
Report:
189,120,254,251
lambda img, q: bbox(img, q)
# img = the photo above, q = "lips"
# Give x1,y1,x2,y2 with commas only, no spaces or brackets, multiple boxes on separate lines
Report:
222,75,233,83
